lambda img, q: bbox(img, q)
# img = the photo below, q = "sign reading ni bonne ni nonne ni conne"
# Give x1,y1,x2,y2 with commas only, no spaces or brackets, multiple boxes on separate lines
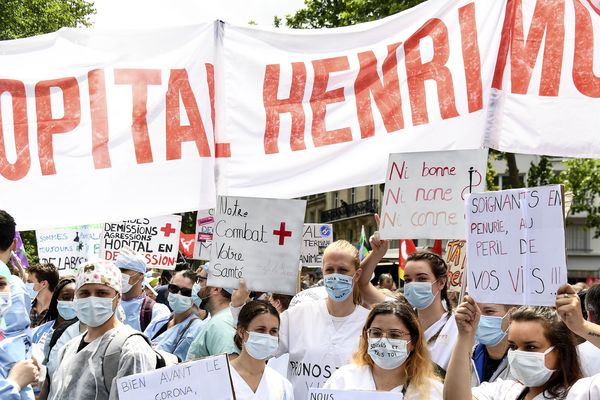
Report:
208,196,306,295
379,149,488,240
466,185,567,307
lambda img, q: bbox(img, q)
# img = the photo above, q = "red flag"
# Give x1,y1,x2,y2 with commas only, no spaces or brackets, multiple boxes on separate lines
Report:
398,239,417,281
179,233,196,258
432,240,443,256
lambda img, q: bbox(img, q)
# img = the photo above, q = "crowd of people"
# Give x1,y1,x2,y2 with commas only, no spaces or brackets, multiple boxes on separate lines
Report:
2,208,600,399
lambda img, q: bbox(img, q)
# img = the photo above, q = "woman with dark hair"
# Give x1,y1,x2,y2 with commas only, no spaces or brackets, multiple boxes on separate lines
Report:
324,302,442,399
229,300,293,400
445,295,583,400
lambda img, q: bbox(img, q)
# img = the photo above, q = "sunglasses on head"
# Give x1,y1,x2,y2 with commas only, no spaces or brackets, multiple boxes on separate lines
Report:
168,284,192,297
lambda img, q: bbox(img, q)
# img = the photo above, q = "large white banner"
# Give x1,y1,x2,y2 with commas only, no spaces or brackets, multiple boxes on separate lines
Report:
217,0,507,198
485,0,600,158
0,24,217,230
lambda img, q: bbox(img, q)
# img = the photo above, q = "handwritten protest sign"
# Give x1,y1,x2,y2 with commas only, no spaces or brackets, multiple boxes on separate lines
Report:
466,185,567,306
446,240,467,294
380,149,488,239
309,388,403,399
117,355,234,400
301,224,333,267
193,209,215,261
100,215,182,270
36,225,102,275
208,196,306,295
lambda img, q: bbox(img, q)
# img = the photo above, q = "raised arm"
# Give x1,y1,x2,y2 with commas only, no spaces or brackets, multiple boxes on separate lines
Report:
556,283,600,348
444,295,479,400
357,215,387,307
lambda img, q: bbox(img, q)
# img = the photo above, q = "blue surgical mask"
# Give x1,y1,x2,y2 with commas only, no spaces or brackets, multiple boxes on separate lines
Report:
57,300,78,320
245,332,279,360
403,282,437,310
476,315,507,346
25,282,39,299
74,296,116,327
168,293,193,314
192,282,202,308
324,273,353,302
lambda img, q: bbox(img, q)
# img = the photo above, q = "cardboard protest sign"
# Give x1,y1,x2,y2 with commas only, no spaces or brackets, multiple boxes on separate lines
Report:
193,209,215,261
380,149,488,240
36,225,102,275
301,224,333,267
308,388,403,399
446,239,467,294
208,196,306,295
100,215,182,270
466,185,567,306
117,355,234,400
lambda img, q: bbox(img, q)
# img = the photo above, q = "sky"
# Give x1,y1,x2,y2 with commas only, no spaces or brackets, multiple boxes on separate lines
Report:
92,0,306,29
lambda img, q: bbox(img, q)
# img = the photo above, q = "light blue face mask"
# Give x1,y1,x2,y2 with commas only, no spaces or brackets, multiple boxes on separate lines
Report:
403,281,437,310
57,300,78,320
168,293,193,314
191,282,202,308
25,282,39,300
476,315,508,346
324,273,354,302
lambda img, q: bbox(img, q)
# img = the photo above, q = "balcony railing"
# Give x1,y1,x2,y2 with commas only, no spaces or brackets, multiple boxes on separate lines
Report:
321,199,378,222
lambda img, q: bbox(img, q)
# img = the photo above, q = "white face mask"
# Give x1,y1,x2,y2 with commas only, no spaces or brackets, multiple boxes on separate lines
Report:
121,274,140,294
367,338,410,370
0,292,11,319
508,346,556,387
244,332,279,360
74,296,117,327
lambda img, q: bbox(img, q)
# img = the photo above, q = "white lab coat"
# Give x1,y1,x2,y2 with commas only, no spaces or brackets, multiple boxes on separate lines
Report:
230,364,294,400
472,378,550,400
577,341,600,377
324,363,443,399
278,299,369,400
424,312,458,372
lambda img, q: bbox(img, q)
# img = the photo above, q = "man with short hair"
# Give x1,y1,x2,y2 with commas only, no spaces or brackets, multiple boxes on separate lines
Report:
578,283,600,376
186,265,239,360
49,260,156,400
26,263,59,328
116,250,170,332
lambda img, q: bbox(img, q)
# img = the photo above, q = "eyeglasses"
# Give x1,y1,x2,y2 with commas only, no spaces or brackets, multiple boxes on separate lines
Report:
367,328,410,340
168,284,192,297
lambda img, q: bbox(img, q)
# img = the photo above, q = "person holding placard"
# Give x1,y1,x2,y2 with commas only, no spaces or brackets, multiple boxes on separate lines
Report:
576,283,600,377
324,301,443,399
276,240,370,400
144,270,205,361
444,295,582,400
229,300,294,400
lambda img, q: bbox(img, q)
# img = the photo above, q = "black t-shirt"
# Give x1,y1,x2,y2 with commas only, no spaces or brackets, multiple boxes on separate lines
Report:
482,347,505,382
77,335,91,353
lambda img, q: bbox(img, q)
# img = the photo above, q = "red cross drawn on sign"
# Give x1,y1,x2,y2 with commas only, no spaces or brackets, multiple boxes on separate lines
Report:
273,222,292,245
161,223,176,237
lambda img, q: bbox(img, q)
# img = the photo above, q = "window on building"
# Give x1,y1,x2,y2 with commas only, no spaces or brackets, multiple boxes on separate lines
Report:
493,174,526,190
566,224,591,252
369,185,375,201
350,188,356,204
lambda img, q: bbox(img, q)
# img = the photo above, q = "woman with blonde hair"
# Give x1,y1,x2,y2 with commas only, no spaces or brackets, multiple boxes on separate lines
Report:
324,301,442,399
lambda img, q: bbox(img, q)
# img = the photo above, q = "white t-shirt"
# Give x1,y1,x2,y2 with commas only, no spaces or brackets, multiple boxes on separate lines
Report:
567,373,600,399
230,364,294,400
324,363,443,399
472,378,548,400
279,299,370,400
577,341,600,377
424,312,458,371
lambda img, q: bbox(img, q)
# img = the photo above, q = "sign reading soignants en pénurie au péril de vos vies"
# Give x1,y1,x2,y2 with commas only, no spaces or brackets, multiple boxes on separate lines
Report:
466,185,567,307
100,215,182,270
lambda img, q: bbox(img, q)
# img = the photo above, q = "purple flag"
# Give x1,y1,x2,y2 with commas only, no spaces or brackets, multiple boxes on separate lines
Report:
14,232,29,268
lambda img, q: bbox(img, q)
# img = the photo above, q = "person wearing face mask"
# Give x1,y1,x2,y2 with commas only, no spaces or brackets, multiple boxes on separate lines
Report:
445,295,583,400
0,261,40,400
26,263,59,329
229,300,294,400
48,260,157,400
324,302,442,399
186,264,239,359
143,270,205,361
116,249,170,332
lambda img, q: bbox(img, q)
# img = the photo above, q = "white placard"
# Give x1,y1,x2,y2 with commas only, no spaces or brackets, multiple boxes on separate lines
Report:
36,225,102,275
100,215,182,270
466,185,567,306
193,209,215,261
117,355,234,400
208,196,306,295
379,149,488,239
301,224,333,267
308,388,403,400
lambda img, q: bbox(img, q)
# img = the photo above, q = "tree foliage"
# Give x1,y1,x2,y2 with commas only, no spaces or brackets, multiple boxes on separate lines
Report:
560,159,600,238
0,0,95,41
527,155,559,187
